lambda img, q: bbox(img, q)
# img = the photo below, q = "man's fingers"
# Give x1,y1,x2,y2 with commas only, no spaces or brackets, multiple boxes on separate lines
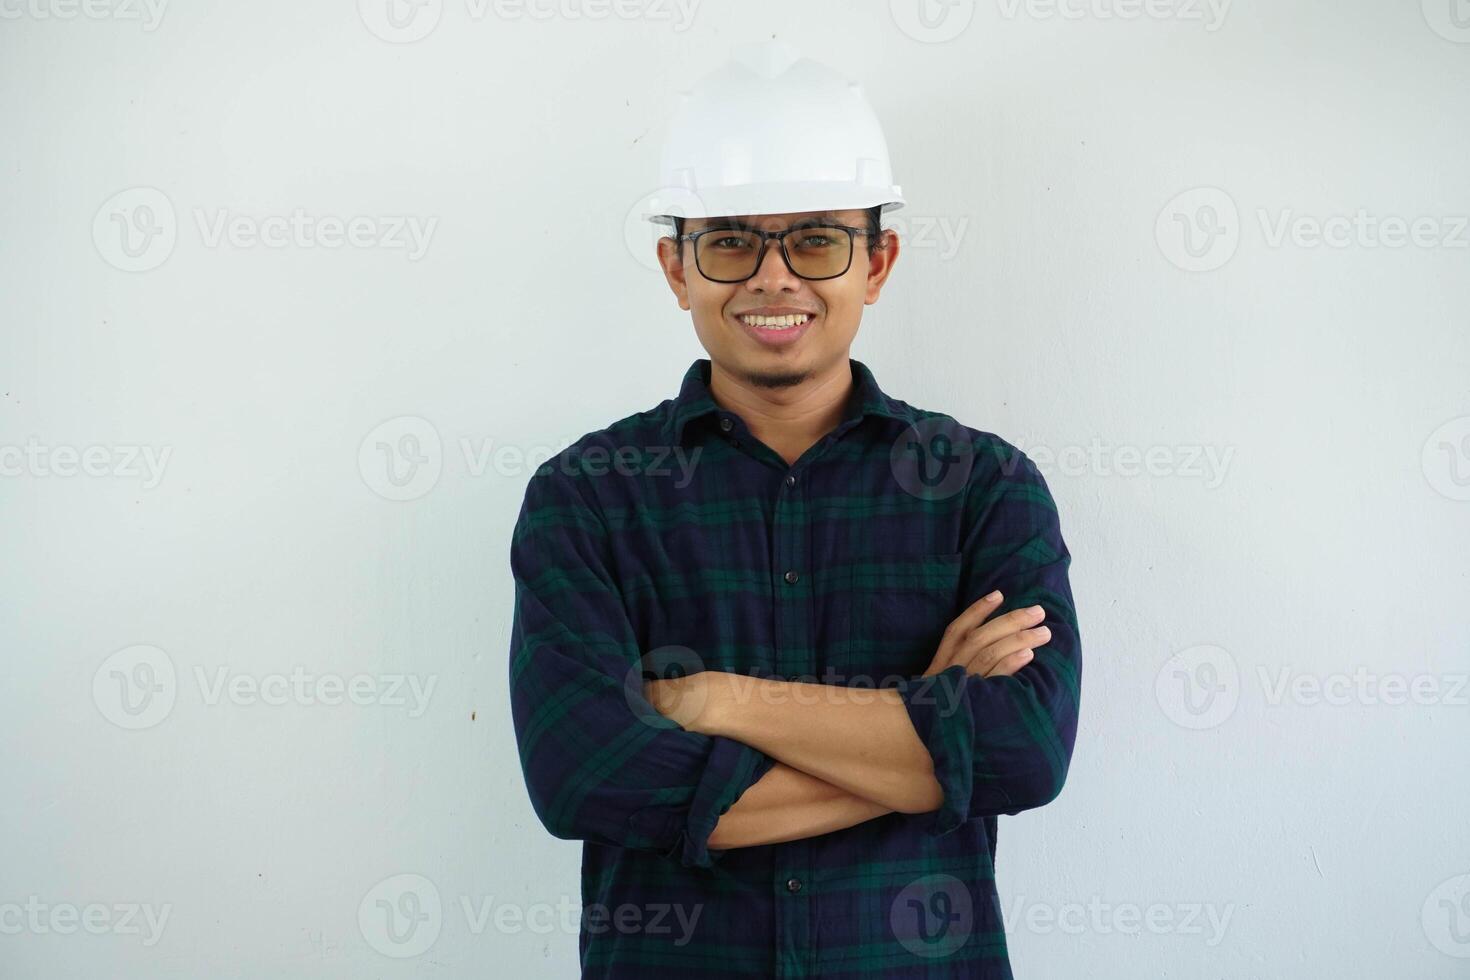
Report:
964,605,1046,652
984,648,1034,678
955,624,1051,676
926,590,1004,676
944,590,1005,642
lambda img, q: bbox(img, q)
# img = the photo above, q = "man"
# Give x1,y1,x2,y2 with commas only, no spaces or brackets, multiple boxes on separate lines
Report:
508,41,1081,978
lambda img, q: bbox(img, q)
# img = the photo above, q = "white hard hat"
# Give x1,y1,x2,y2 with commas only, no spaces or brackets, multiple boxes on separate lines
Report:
643,40,905,226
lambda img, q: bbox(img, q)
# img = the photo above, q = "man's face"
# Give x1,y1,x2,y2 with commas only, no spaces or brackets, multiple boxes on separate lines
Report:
657,208,899,389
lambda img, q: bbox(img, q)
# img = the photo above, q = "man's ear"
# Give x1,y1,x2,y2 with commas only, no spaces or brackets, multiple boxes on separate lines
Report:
657,236,693,311
864,228,900,305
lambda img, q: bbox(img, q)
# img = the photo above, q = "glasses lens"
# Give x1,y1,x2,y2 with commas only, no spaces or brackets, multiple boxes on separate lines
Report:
695,229,762,282
786,226,852,279
695,226,852,281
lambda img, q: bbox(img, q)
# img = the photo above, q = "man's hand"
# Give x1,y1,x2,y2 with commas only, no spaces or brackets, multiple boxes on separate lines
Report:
922,591,1051,678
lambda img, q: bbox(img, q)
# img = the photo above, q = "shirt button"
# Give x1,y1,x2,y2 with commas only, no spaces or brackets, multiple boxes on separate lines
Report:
719,417,733,432
786,877,802,893
784,474,796,487
783,570,798,584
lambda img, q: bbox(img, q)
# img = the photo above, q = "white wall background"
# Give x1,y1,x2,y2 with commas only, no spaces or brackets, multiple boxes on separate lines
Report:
2,1,1468,977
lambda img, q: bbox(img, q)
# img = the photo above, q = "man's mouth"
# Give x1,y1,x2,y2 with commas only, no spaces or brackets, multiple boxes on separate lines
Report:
735,313,814,331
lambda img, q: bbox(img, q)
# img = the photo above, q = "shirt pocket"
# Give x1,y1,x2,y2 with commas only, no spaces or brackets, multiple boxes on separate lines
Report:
837,552,964,682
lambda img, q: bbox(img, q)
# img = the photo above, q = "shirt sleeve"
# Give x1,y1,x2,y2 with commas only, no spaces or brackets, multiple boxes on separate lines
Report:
507,458,778,869
892,438,1083,838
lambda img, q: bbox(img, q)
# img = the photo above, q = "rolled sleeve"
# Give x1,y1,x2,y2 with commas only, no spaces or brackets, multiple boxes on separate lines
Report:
508,460,777,869
894,440,1083,838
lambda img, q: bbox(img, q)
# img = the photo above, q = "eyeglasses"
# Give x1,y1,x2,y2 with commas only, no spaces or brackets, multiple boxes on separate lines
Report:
674,222,872,283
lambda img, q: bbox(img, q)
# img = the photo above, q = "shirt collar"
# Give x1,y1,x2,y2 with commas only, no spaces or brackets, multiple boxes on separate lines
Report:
666,357,916,446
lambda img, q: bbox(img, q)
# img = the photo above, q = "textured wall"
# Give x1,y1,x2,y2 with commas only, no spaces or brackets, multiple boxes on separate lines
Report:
2,1,1467,977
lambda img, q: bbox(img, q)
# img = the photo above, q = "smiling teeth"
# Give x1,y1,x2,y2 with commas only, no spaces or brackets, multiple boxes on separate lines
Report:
740,313,812,329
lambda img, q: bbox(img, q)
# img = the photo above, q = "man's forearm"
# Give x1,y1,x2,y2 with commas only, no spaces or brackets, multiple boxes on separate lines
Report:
707,760,895,850
702,675,944,815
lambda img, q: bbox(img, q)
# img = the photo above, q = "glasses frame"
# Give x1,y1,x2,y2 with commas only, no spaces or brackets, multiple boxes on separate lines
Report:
674,221,873,283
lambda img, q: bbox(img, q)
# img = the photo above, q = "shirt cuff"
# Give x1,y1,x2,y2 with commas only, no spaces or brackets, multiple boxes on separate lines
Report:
632,736,778,869
893,664,983,838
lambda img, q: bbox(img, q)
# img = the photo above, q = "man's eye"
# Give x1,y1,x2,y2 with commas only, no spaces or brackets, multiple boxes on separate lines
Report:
711,236,751,249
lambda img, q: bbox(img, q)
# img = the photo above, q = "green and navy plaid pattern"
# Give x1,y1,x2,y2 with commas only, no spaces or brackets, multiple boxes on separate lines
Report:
508,357,1082,978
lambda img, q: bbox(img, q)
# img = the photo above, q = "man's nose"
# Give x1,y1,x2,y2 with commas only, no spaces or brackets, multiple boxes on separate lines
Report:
748,236,797,285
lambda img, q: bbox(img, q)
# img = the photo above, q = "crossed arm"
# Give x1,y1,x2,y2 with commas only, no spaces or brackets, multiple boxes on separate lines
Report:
646,593,1053,849
510,445,1079,865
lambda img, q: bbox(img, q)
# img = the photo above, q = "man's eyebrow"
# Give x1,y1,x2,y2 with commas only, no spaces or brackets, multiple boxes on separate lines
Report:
692,214,843,232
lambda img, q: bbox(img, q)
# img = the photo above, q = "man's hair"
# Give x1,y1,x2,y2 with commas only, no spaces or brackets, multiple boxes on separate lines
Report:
671,205,886,259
